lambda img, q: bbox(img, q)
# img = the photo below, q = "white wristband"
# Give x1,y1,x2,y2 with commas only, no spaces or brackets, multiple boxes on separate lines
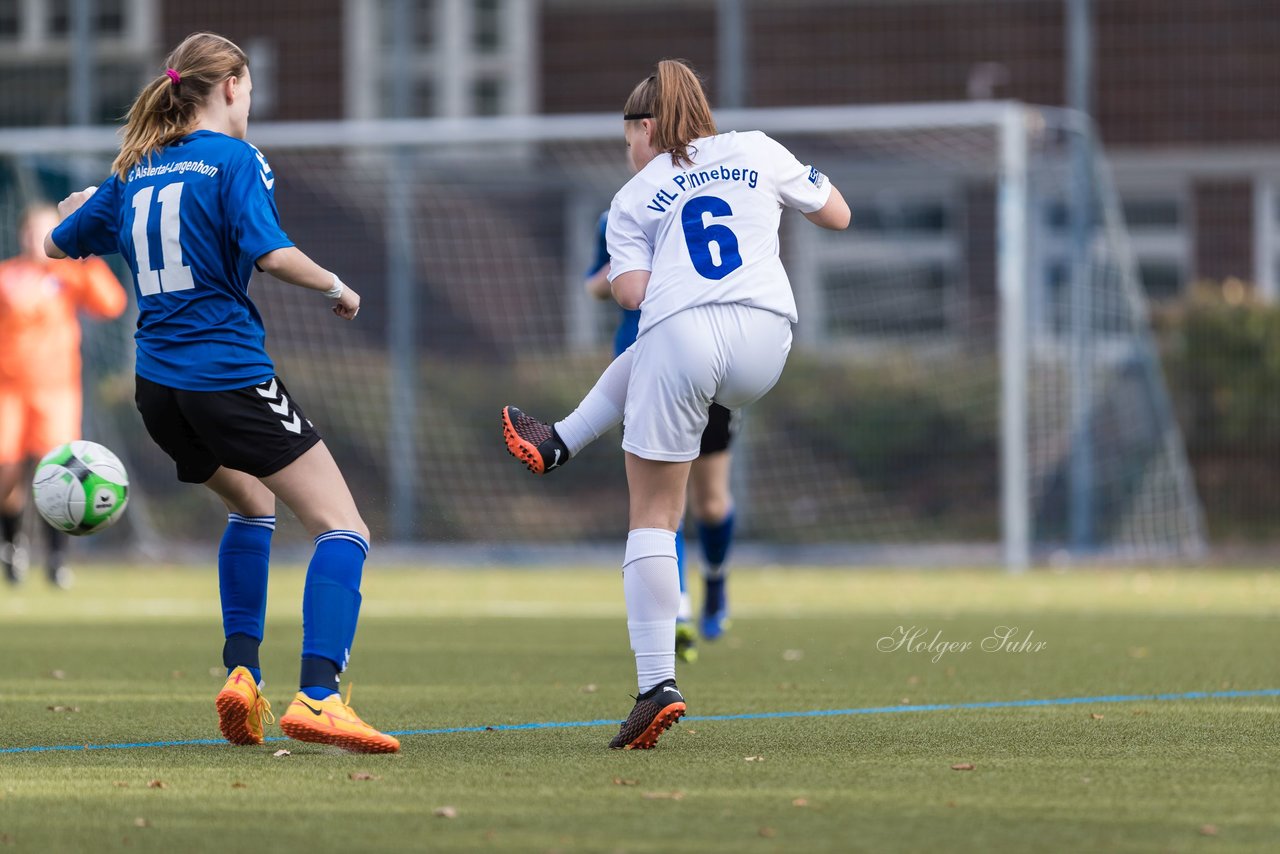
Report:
324,274,344,300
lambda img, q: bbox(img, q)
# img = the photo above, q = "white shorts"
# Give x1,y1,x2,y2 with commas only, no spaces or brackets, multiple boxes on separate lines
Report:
622,303,792,462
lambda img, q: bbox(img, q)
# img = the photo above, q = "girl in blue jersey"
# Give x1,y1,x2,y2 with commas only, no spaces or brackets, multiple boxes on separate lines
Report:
45,32,398,753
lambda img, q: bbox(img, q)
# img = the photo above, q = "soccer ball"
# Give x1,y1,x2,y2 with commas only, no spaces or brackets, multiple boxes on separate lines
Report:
32,441,129,536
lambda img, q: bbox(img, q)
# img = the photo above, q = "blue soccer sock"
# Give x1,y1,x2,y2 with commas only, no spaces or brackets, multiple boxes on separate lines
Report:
300,530,368,697
698,510,736,573
219,514,274,683
699,511,736,615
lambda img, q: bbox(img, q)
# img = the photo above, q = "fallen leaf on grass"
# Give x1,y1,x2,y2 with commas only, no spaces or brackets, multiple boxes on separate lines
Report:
1090,713,1104,720
133,818,150,828
208,667,224,678
579,684,598,694
758,827,777,838
684,729,698,735
146,780,166,789
349,772,380,781
231,782,247,789
946,801,957,808
50,670,66,680
1199,824,1219,837
1127,646,1149,659
907,675,921,686
641,791,685,801
433,806,458,819
46,705,79,713
792,798,809,808
612,778,637,786
484,726,496,732
782,649,804,661
951,763,975,771
112,781,129,788
744,755,765,762
272,749,291,758
170,671,185,679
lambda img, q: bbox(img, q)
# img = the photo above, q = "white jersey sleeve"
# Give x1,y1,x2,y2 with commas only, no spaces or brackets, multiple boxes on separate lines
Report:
605,198,652,280
760,133,833,213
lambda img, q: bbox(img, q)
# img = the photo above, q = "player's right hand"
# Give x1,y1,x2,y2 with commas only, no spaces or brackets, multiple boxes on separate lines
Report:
57,185,98,221
333,285,361,320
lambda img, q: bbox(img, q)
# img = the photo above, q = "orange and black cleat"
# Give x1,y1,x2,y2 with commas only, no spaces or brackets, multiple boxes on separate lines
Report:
608,680,687,750
502,405,570,474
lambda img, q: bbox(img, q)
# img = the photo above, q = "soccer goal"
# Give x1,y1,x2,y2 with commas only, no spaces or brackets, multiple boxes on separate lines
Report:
0,102,1204,569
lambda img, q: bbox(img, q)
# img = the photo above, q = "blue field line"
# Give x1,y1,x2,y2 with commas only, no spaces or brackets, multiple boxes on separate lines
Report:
3,688,1277,755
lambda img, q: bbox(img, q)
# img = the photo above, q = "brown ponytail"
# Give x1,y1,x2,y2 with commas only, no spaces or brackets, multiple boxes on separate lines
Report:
111,32,248,181
623,59,717,167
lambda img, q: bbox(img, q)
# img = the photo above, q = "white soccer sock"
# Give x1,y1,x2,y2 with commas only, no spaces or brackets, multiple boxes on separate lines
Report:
678,591,693,621
622,527,680,694
554,349,633,456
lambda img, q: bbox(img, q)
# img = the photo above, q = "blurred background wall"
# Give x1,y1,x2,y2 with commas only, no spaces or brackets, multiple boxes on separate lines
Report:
1,0,1278,555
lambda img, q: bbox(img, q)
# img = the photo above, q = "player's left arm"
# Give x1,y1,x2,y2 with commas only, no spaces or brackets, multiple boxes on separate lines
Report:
231,145,361,320
256,247,361,321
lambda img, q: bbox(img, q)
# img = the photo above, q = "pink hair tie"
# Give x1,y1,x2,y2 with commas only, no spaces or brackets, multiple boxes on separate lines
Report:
165,68,181,85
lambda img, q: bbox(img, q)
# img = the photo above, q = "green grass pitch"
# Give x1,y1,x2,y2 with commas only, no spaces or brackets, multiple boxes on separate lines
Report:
1,566,1278,852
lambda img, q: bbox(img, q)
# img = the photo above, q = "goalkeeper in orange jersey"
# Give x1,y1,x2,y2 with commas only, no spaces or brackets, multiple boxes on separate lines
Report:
0,203,127,588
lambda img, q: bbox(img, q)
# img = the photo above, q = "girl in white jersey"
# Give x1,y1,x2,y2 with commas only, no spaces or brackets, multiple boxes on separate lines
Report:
503,60,850,750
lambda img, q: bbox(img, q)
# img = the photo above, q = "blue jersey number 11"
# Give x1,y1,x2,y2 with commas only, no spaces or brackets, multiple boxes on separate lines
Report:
129,181,194,296
681,195,743,280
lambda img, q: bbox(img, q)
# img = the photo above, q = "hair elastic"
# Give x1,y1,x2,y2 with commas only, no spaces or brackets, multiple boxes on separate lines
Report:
623,112,653,121
165,68,181,85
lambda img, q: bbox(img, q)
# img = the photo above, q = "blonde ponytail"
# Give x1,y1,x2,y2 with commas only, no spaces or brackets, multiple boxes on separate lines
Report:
112,32,247,181
623,59,717,167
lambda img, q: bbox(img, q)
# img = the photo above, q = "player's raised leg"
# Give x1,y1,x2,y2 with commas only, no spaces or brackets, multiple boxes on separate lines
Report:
204,467,277,745
502,348,634,474
267,442,399,753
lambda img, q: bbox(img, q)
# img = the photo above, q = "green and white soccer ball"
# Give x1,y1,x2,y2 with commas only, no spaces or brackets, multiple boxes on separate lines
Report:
32,440,129,536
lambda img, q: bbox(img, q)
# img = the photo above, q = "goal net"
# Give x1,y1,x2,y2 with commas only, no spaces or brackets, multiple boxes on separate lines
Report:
0,103,1204,567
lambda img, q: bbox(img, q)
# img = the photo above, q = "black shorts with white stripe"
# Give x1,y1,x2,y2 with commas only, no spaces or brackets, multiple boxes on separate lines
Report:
135,374,322,483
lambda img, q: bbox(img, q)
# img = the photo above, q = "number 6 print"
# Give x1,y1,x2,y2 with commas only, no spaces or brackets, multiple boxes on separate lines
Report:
681,195,744,280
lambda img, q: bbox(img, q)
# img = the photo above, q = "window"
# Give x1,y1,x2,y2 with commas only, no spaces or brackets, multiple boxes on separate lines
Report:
380,0,435,50
47,0,69,36
0,0,18,39
473,0,501,52
348,0,534,120
472,77,502,116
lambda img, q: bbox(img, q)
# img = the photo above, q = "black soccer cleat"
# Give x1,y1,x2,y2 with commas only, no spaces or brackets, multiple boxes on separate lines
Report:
608,680,687,750
502,405,570,475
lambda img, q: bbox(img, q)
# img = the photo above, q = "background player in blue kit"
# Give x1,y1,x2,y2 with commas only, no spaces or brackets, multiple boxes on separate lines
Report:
45,32,398,753
585,213,739,653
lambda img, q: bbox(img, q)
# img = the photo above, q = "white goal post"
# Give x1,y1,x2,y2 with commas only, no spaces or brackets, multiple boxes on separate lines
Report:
0,102,1205,570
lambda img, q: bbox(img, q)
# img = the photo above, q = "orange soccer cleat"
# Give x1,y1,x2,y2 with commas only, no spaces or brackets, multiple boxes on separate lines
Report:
279,685,400,753
215,666,274,746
